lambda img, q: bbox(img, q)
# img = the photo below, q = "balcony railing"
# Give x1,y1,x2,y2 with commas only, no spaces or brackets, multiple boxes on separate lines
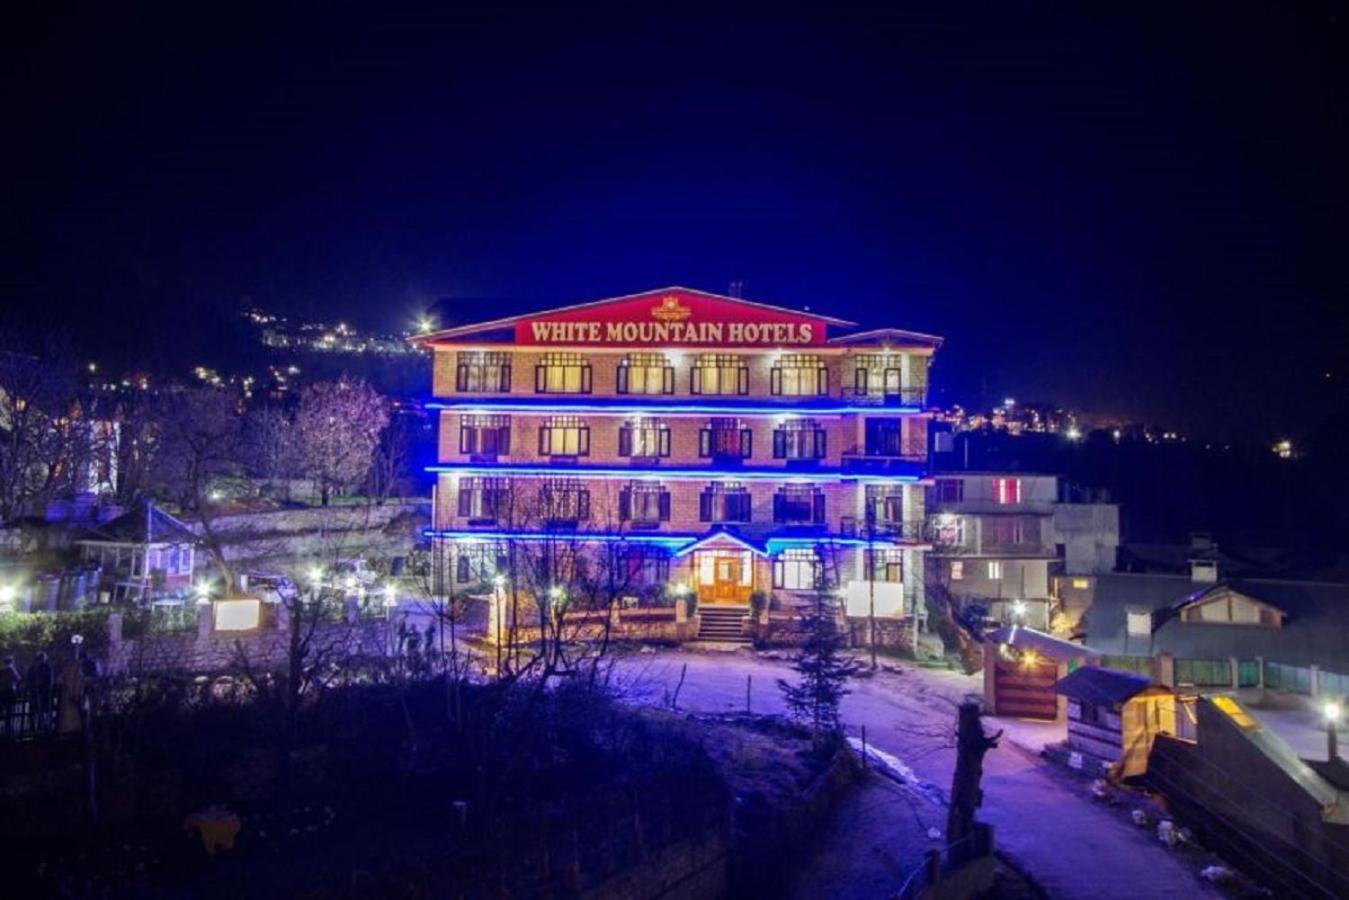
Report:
840,517,926,542
841,441,928,469
838,386,927,407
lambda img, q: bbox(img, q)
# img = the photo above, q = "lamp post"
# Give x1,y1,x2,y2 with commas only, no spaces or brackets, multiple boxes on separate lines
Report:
1325,700,1342,761
1011,600,1027,624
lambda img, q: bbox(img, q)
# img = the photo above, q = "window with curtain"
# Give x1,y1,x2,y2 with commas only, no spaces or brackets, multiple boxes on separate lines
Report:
771,354,829,396
772,418,827,459
773,485,825,524
538,415,590,456
699,482,752,522
456,351,511,392
617,352,674,394
620,480,671,524
690,354,747,395
459,414,511,455
534,352,592,393
618,417,671,457
773,549,821,590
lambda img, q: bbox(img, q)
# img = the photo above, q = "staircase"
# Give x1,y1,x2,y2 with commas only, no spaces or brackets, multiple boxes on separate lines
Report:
697,606,750,643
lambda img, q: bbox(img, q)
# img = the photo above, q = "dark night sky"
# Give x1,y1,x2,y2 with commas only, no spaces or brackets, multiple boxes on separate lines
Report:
3,3,1345,439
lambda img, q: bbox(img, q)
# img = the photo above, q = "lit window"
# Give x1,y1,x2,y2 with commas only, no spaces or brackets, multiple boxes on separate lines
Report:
771,354,828,396
456,351,511,392
618,417,671,458
865,549,904,583
617,353,674,395
1071,577,1090,589
993,477,1022,505
773,418,827,460
618,546,671,586
852,354,904,397
538,416,590,456
459,414,511,456
534,352,591,394
865,484,905,526
1126,609,1152,636
773,549,821,590
987,561,1003,579
620,481,670,524
691,354,747,395
950,561,964,580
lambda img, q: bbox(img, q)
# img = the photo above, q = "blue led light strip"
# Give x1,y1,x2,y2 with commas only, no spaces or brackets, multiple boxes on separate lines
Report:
422,529,896,553
425,463,920,482
426,400,921,416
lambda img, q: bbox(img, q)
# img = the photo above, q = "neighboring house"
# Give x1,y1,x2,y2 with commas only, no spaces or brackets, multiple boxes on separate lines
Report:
1081,566,1349,695
74,501,199,603
981,624,1100,721
926,472,1119,629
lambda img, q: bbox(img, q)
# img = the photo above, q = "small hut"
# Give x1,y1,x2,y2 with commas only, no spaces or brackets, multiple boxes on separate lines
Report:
1052,666,1185,778
74,500,200,603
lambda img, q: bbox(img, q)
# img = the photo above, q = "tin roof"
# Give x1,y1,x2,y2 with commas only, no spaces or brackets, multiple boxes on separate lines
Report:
1053,665,1159,705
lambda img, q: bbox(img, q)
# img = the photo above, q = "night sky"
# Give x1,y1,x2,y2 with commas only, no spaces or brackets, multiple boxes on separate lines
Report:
3,4,1345,439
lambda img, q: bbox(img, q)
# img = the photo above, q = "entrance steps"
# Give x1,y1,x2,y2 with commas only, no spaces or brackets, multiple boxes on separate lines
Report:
697,605,750,643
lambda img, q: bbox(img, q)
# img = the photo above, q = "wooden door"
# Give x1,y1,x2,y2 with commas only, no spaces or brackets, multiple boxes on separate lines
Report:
713,556,741,603
992,655,1059,720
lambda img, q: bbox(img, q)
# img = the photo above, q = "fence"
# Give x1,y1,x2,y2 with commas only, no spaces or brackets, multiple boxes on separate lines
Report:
1097,655,1347,697
896,823,995,900
0,687,63,742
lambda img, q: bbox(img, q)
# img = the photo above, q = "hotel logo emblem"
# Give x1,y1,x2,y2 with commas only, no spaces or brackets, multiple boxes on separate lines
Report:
651,295,692,323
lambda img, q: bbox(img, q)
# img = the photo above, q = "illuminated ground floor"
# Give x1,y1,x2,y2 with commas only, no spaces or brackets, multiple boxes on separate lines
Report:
425,527,927,640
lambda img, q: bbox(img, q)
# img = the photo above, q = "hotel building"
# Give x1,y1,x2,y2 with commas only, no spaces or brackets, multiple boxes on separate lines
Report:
416,287,941,641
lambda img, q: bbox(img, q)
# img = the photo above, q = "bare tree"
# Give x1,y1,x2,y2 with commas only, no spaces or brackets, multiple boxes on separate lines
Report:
0,335,86,519
367,413,413,505
242,404,298,499
295,376,389,506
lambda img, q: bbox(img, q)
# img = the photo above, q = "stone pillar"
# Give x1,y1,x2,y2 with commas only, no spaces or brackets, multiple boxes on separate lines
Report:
1229,656,1240,690
1257,655,1265,690
675,596,688,624
196,603,213,640
1154,652,1175,688
487,588,503,644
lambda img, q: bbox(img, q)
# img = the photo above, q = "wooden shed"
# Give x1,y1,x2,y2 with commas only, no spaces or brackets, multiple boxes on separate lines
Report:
1053,666,1184,778
982,625,1100,721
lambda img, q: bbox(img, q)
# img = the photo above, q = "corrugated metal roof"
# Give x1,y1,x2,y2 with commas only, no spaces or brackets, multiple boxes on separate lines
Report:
1053,665,1157,704
987,624,1101,663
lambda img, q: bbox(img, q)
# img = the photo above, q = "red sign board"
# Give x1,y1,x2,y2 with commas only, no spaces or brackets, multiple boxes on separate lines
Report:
513,289,828,347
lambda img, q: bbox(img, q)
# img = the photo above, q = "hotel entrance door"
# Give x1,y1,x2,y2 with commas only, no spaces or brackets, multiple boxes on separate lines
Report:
697,550,752,605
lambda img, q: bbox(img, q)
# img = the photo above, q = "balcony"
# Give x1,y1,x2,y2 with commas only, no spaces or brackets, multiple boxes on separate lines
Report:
838,386,927,407
840,517,926,542
841,440,927,471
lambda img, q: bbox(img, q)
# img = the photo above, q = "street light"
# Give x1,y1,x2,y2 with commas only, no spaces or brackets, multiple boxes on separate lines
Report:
0,584,16,613
1012,600,1027,621
195,581,213,605
307,566,324,588
1325,700,1342,761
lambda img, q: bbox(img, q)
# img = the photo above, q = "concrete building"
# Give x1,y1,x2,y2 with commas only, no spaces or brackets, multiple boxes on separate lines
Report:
925,472,1118,629
414,287,941,642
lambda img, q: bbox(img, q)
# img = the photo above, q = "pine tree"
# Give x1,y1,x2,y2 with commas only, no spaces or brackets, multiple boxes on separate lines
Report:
777,569,862,737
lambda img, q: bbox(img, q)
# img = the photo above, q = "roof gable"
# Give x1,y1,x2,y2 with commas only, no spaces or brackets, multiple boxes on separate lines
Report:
75,501,199,545
420,287,853,348
1169,583,1287,627
1054,665,1160,704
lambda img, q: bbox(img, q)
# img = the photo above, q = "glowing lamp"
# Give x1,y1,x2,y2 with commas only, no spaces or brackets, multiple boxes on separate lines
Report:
195,581,213,605
71,633,84,646
492,575,506,589
549,586,564,600
1012,600,1027,618
308,566,324,586
673,583,689,597
1325,701,1342,724
0,584,15,612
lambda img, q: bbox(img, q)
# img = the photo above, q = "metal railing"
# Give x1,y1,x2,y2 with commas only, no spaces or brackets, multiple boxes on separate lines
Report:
839,386,927,406
841,439,928,462
839,517,926,541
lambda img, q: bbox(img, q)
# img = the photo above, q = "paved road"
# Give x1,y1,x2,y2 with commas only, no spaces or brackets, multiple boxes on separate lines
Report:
613,649,1218,900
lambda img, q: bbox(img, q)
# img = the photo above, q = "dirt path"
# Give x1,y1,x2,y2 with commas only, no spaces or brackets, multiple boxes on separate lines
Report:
612,649,1219,900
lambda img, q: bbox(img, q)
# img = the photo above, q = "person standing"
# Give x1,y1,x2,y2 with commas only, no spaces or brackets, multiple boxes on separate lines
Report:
26,651,54,731
0,656,21,737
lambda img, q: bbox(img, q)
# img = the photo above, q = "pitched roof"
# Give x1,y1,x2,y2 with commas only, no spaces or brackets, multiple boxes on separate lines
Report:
987,624,1101,663
1053,665,1158,705
827,327,944,348
1082,572,1349,670
75,501,200,545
